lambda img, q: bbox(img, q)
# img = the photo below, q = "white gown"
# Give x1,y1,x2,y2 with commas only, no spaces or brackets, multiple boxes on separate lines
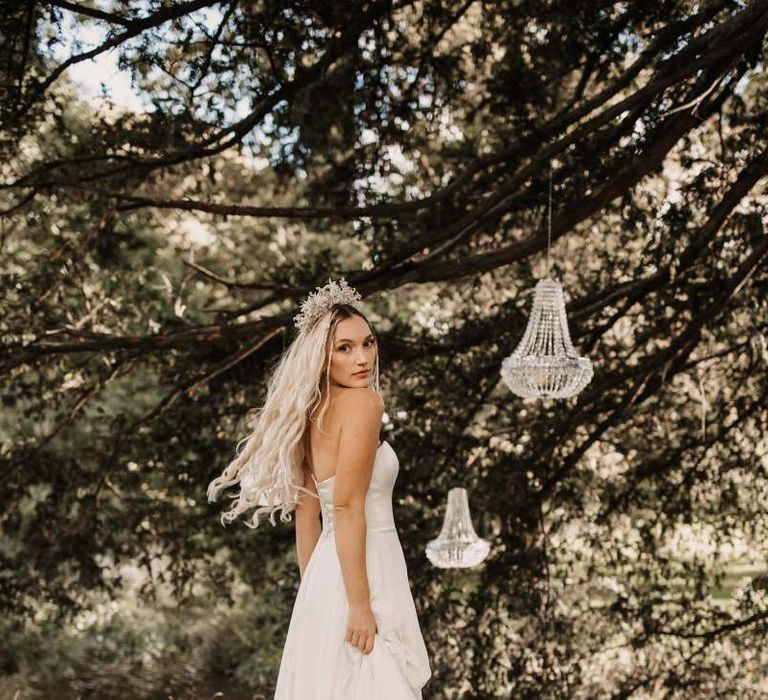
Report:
273,440,432,699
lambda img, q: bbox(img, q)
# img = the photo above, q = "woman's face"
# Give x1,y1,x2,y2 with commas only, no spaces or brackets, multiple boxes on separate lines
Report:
328,315,377,388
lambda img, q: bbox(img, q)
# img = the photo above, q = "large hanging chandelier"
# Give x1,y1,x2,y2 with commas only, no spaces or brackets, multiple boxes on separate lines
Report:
426,487,490,569
500,167,593,400
500,277,593,399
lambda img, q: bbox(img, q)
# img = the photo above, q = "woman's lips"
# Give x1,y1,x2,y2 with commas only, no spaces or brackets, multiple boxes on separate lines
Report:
353,370,369,376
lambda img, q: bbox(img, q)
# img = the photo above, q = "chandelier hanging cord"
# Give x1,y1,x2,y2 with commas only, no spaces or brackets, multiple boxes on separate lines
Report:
546,164,553,279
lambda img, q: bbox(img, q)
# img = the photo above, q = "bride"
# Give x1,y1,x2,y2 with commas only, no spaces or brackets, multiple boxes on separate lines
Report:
207,277,432,699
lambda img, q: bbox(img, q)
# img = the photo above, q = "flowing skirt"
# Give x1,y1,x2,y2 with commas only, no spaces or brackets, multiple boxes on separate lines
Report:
273,528,432,699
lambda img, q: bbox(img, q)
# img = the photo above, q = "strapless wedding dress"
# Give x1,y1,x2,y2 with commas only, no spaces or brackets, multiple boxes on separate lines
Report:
273,440,432,699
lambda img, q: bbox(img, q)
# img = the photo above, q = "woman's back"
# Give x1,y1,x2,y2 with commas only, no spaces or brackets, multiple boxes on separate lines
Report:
306,386,384,484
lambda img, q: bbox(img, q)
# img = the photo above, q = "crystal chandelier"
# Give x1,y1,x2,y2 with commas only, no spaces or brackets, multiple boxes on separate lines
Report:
500,277,593,399
500,168,593,399
426,487,490,569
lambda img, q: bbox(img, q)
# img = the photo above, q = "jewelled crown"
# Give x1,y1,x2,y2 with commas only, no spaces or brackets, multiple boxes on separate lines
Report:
293,277,363,333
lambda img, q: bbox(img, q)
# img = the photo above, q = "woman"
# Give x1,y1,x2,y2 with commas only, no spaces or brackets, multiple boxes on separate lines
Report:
207,277,432,700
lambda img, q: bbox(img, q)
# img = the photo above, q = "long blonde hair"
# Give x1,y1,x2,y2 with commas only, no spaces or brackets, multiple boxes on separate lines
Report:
206,304,381,528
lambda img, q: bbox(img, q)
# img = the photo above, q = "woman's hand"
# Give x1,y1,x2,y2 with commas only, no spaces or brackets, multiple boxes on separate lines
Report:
346,601,377,655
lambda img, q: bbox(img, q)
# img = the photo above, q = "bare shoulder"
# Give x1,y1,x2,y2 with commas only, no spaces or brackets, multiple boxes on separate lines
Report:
335,386,384,414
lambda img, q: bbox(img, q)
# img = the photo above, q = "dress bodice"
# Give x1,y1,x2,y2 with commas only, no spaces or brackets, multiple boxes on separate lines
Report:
311,441,399,535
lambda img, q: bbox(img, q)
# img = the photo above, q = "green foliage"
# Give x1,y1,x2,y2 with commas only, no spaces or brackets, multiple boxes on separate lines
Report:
0,577,291,699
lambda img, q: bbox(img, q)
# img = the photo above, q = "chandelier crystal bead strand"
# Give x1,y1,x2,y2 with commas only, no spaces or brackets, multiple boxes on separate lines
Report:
426,487,490,569
500,168,593,400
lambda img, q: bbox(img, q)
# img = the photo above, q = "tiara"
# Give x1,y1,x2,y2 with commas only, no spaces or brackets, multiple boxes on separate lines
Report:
293,276,363,333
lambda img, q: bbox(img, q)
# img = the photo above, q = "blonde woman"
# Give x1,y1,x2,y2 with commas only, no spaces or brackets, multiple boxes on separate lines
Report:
207,278,431,699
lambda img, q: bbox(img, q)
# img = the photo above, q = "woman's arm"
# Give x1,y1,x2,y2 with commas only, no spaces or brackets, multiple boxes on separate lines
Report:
332,387,384,655
294,465,321,580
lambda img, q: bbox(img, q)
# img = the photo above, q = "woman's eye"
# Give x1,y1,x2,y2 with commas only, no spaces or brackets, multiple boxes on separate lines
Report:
337,339,375,351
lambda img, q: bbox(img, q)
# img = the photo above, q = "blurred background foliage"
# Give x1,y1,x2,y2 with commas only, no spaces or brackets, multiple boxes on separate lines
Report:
1,0,767,698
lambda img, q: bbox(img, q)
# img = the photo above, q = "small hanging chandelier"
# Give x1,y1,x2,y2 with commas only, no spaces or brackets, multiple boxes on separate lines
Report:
500,167,593,400
426,487,490,569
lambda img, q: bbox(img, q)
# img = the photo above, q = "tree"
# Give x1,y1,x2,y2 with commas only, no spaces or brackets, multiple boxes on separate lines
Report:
1,1,767,697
